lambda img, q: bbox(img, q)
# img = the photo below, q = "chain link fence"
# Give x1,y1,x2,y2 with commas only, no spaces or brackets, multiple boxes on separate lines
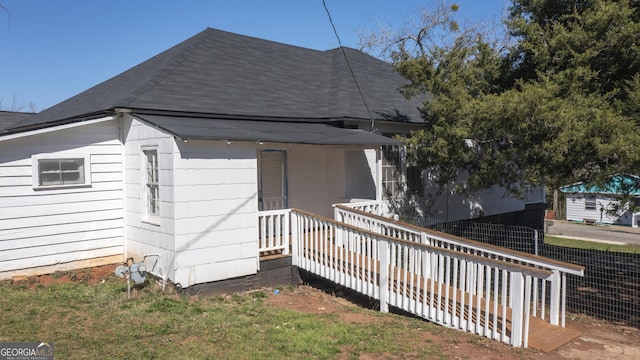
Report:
415,218,640,328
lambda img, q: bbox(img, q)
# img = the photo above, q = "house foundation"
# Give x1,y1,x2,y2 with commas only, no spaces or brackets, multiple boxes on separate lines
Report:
178,256,300,296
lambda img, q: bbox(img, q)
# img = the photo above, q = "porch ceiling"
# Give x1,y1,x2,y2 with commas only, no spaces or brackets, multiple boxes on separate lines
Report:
134,113,401,146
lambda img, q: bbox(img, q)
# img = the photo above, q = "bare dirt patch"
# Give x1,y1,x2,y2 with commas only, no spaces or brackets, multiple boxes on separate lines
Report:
9,264,117,288
7,265,640,359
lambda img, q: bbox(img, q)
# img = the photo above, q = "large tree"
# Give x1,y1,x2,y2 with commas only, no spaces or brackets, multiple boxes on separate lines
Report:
366,0,640,197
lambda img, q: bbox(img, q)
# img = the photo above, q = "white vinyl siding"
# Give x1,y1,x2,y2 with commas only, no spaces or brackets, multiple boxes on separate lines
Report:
565,193,635,225
0,119,124,280
284,144,350,217
423,174,525,222
173,139,259,287
123,116,175,283
344,149,376,200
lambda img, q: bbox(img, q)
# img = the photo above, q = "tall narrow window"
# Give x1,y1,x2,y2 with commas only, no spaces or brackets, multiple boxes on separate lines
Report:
143,149,160,219
381,145,401,199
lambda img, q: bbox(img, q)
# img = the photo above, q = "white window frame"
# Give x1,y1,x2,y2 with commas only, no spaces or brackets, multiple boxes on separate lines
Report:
31,154,91,189
381,144,402,199
141,146,160,224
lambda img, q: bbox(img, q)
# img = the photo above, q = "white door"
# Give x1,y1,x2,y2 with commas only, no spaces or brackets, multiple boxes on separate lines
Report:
258,150,288,210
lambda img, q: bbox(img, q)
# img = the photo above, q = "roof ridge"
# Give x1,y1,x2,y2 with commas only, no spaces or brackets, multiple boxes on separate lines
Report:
118,28,213,107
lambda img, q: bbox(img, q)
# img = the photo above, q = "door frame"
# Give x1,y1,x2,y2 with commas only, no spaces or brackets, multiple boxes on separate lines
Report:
258,149,288,210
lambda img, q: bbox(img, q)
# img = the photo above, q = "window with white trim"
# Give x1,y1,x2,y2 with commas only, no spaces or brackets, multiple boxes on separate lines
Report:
143,148,160,220
381,144,401,199
32,154,91,189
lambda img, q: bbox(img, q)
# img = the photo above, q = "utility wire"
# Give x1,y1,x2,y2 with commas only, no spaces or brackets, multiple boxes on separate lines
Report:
322,0,376,132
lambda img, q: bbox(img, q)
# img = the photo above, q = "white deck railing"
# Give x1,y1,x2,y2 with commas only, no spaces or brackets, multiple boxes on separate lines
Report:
257,209,290,254
257,205,584,348
338,199,386,216
334,204,585,328
290,208,557,348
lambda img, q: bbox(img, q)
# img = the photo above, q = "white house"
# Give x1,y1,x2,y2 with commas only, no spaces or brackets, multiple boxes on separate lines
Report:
560,175,640,227
0,28,540,287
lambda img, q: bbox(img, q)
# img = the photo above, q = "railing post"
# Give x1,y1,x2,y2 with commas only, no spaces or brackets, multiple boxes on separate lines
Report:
523,274,532,348
549,270,561,326
420,231,428,245
283,212,290,255
510,271,524,347
379,238,389,313
291,211,299,266
561,272,567,327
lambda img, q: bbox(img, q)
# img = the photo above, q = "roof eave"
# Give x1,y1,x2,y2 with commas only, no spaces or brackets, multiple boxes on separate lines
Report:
0,114,117,142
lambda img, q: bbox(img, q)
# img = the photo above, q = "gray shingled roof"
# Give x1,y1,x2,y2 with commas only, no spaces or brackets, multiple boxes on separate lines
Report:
0,111,36,132
8,28,423,132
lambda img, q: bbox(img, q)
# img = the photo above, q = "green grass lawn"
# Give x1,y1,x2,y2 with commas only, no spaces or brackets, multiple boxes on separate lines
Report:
544,235,640,254
0,278,453,359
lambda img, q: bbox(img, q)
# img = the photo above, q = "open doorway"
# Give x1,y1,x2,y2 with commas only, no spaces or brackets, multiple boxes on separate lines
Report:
258,150,288,211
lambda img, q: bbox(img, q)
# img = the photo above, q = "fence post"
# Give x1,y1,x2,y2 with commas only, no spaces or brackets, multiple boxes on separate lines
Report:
510,271,524,347
379,238,389,313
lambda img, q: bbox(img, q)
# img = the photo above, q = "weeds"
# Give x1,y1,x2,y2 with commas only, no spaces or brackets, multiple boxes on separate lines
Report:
1,278,515,359
0,279,445,358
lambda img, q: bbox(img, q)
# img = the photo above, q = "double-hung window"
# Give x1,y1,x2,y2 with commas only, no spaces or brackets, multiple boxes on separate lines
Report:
381,144,401,199
143,148,160,220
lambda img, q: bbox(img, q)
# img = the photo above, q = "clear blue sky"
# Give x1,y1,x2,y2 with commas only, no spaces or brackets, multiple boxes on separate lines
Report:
0,0,508,112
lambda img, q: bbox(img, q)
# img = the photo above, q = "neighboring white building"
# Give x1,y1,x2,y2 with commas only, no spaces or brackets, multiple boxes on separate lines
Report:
560,175,640,227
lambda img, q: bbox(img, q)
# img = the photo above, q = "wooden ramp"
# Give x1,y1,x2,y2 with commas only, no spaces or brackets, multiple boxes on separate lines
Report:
298,241,581,353
258,226,582,352
385,263,582,352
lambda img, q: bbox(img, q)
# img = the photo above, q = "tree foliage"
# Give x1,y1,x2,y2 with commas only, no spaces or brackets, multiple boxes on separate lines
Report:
364,0,640,196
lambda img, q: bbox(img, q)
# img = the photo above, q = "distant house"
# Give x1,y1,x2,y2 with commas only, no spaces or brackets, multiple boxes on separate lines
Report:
0,28,540,286
560,175,640,227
